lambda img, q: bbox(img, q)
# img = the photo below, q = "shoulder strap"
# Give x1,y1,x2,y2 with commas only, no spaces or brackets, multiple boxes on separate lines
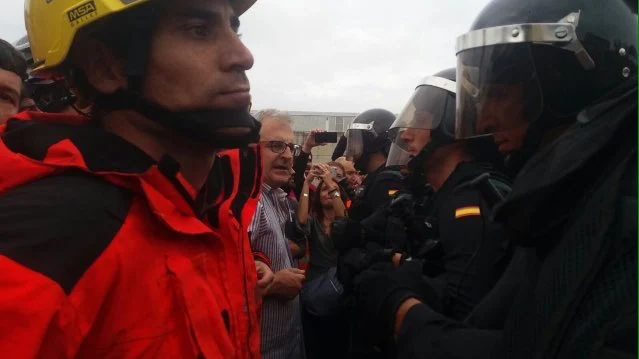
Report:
454,170,512,210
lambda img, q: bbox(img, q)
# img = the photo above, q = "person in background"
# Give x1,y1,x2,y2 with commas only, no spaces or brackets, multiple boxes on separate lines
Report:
297,163,349,359
297,163,347,283
250,109,306,359
0,38,27,123
335,156,362,197
293,129,327,199
343,108,404,221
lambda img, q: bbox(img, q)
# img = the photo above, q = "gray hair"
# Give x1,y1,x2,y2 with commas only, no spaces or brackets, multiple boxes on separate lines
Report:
255,108,293,126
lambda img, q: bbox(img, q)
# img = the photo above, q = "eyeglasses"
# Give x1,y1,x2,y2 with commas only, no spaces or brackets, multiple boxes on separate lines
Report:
262,141,300,155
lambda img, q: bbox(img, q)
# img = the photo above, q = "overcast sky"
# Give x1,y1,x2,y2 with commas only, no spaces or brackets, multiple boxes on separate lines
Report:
0,0,491,113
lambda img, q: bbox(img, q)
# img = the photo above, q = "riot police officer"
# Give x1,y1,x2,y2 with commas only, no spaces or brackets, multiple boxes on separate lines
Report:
383,68,511,321
353,0,637,358
343,108,404,220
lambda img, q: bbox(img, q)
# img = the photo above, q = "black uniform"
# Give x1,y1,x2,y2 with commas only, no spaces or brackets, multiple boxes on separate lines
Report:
413,161,510,320
348,165,404,221
395,78,637,359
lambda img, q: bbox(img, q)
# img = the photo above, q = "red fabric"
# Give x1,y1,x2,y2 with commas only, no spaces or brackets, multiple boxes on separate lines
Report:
0,112,262,359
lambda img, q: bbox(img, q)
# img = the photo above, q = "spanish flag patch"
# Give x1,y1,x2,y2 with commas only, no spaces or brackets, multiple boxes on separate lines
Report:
455,206,481,219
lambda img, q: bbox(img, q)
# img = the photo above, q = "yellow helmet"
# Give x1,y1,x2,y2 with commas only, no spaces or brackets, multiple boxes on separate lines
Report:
25,0,257,74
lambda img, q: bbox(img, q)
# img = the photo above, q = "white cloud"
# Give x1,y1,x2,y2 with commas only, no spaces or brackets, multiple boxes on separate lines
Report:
0,0,492,113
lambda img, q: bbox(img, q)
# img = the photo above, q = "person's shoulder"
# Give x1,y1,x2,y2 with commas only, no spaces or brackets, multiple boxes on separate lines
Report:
0,170,133,293
369,168,404,194
0,170,132,218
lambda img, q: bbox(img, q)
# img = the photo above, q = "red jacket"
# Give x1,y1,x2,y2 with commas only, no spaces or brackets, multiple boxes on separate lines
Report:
0,112,263,358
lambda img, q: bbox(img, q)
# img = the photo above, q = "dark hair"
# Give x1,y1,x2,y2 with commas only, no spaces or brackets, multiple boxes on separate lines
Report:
311,180,348,222
0,39,27,82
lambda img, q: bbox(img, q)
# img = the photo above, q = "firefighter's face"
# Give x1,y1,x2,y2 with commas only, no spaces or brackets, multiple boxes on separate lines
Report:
143,0,254,111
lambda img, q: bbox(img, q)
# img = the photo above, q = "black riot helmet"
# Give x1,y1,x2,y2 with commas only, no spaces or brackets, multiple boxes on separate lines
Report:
344,108,396,173
386,68,457,168
455,0,637,172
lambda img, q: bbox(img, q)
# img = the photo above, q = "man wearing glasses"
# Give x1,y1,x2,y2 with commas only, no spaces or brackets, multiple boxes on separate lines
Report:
249,109,306,359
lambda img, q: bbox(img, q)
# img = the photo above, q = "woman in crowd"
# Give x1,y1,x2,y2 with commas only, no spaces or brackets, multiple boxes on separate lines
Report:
297,163,349,358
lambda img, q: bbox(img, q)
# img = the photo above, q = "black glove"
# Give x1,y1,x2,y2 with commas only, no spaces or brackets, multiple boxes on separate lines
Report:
337,245,393,293
353,260,437,337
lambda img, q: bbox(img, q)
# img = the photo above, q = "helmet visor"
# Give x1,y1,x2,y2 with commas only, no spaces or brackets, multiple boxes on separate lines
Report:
387,127,434,167
392,80,456,132
455,43,543,153
386,81,455,167
344,123,376,161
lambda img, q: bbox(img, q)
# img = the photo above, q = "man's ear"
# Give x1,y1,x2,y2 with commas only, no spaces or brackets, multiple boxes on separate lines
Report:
72,36,127,95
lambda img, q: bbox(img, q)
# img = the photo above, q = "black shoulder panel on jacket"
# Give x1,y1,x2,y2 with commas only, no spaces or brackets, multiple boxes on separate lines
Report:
0,170,132,294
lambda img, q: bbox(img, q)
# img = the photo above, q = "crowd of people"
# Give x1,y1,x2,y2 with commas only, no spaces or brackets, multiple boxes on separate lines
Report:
0,0,636,358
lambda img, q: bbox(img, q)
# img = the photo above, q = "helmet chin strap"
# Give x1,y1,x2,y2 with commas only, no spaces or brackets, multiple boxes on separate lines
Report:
96,90,260,148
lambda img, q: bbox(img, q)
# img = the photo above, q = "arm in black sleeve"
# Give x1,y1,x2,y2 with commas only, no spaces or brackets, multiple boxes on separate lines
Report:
290,216,310,259
464,248,534,330
366,177,404,210
287,199,308,259
397,303,501,359
293,151,311,199
436,188,510,320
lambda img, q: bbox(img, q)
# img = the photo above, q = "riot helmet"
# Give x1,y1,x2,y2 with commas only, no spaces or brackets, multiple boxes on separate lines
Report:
455,0,637,169
386,68,457,168
344,108,395,172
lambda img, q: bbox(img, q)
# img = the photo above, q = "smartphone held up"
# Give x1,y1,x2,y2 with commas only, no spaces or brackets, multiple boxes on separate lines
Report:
314,132,339,143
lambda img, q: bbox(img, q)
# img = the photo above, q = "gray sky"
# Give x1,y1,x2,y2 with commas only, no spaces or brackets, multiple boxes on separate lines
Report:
0,0,491,113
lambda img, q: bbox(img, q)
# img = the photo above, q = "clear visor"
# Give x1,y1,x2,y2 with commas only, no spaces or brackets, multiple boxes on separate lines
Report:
344,123,376,161
386,128,432,167
455,43,544,150
386,81,455,166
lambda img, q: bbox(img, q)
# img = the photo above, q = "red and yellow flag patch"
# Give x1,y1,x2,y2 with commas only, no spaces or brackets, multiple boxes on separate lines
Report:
455,206,481,219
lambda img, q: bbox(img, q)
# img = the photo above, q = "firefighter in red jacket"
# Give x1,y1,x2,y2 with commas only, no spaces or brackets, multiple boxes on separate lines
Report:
0,0,272,358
